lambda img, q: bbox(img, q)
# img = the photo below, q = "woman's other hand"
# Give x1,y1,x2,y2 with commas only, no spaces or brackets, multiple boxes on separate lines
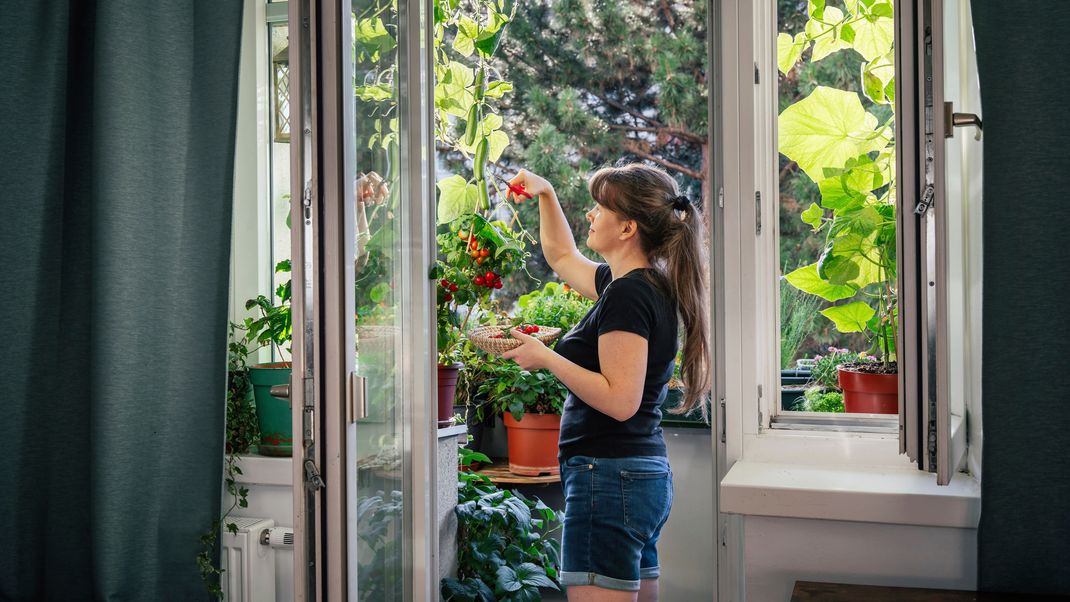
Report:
356,171,389,205
507,169,552,202
501,328,553,371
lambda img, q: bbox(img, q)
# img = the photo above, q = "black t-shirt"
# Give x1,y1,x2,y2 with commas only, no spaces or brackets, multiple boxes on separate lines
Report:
554,263,678,460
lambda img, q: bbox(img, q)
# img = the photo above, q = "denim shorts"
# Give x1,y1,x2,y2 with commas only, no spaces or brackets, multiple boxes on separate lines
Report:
558,455,674,592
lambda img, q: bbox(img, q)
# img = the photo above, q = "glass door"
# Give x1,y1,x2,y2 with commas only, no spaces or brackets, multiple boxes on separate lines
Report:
289,0,436,599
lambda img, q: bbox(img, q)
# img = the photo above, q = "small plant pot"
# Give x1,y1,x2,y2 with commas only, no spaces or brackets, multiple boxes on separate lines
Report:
838,366,898,414
503,413,561,476
249,362,293,457
437,363,463,428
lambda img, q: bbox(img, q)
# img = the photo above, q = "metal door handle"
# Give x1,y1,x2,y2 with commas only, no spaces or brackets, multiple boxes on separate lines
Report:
944,102,982,140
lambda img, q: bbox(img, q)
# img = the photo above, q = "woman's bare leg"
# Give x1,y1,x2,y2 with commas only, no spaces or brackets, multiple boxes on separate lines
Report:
637,579,659,602
567,585,638,601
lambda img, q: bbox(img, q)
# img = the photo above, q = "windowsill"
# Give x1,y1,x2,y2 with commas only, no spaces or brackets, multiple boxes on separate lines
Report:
232,426,466,487
438,424,468,439
720,460,980,528
233,454,292,487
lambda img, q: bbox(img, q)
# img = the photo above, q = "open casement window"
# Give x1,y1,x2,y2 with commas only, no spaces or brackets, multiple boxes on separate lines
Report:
896,0,979,484
757,0,980,485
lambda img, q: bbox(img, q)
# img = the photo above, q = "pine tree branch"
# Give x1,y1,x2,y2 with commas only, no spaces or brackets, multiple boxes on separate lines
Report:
659,0,677,29
607,124,706,146
622,139,704,180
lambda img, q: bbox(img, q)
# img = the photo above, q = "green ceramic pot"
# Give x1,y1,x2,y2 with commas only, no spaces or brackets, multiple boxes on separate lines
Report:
249,362,293,456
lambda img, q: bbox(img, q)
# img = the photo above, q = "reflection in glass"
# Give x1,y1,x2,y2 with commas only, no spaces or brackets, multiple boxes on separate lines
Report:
350,0,404,600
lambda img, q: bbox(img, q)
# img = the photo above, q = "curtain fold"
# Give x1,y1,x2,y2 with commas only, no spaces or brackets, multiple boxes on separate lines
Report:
972,2,1070,596
2,1,243,599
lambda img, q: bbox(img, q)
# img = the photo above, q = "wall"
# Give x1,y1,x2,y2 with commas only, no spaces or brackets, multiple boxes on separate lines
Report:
743,518,976,601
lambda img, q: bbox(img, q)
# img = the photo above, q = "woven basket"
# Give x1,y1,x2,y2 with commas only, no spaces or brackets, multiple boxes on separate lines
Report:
467,325,562,355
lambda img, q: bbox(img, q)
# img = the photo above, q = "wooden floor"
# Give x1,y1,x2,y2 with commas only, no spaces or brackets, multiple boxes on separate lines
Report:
792,581,1070,601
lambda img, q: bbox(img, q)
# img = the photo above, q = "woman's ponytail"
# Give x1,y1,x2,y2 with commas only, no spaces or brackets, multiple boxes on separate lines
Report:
588,163,712,419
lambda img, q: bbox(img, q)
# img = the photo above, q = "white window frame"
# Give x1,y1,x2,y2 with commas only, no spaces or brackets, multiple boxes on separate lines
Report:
718,0,981,471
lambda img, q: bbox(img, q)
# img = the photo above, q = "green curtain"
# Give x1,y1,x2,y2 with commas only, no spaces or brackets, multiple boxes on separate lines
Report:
1,1,243,599
973,2,1070,596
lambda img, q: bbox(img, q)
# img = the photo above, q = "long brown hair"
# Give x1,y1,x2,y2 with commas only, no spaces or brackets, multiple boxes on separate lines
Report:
588,163,711,418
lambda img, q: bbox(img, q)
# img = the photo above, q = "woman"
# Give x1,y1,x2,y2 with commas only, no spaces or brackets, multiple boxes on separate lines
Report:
502,163,711,601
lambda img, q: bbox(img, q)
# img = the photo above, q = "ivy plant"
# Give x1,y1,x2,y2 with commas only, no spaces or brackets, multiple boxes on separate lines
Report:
442,444,561,601
778,0,899,368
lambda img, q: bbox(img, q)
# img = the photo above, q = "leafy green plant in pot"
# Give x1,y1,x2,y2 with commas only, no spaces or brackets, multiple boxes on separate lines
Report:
778,0,899,414
244,259,294,455
479,360,567,477
442,445,561,601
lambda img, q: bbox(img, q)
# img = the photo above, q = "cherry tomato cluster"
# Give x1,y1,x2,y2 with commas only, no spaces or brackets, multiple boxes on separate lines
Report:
474,270,503,290
458,230,492,265
439,278,459,302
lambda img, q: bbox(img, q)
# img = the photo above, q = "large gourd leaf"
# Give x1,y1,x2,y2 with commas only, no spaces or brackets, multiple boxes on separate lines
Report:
821,301,875,333
784,263,857,302
779,86,884,183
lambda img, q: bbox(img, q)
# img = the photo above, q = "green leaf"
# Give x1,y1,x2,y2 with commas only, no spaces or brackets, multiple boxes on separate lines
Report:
852,14,894,61
784,263,857,302
483,81,513,99
474,11,510,58
818,254,860,285
354,17,396,58
437,175,479,224
821,301,875,333
354,83,394,102
806,7,852,61
777,32,809,75
801,203,824,230
452,17,478,57
778,86,884,182
516,563,557,589
496,566,522,593
486,130,510,162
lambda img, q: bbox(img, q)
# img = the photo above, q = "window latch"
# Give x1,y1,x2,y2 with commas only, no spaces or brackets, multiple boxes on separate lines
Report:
303,458,325,491
915,184,935,215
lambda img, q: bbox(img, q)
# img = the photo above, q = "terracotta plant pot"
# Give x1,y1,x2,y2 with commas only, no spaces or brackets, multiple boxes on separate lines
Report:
838,366,898,414
503,413,561,476
437,363,463,427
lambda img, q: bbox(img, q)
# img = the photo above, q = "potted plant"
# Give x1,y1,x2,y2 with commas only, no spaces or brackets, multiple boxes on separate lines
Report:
243,259,294,456
479,360,567,476
442,445,561,601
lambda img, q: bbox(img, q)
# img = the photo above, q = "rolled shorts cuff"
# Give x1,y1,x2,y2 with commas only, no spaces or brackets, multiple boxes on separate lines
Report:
639,565,661,580
559,571,641,592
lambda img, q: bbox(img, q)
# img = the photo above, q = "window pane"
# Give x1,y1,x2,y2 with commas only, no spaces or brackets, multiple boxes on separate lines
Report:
776,0,897,415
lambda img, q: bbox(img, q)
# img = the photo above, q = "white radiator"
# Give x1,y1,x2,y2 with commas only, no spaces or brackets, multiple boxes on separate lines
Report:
221,517,276,602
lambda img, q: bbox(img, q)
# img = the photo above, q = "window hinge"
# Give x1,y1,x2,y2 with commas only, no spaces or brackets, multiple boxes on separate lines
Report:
754,62,760,84
755,191,762,235
757,385,764,428
717,186,724,209
719,396,726,444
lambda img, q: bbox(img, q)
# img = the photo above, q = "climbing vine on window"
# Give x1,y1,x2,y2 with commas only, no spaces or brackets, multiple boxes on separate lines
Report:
778,0,898,365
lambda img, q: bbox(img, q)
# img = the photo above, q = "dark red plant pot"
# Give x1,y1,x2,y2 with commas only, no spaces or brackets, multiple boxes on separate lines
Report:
838,367,898,414
503,413,561,476
437,363,463,427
